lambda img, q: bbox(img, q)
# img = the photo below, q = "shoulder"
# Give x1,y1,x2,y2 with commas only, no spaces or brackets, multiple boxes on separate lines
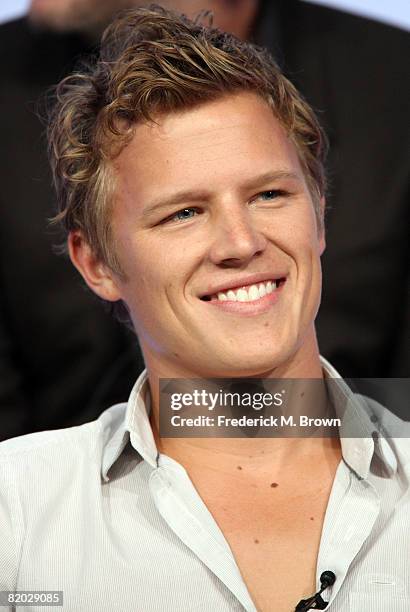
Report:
0,17,88,87
293,1,409,43
0,403,127,589
0,402,128,514
0,402,127,473
0,17,29,44
0,416,97,457
0,18,31,77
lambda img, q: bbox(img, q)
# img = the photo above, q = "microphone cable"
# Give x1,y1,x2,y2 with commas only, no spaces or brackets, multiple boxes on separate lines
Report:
295,570,336,611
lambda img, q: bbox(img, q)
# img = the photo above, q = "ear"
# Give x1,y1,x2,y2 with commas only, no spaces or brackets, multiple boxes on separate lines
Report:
68,230,122,302
318,196,326,255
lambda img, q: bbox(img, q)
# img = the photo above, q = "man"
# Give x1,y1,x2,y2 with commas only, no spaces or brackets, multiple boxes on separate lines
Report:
1,0,408,440
0,7,408,611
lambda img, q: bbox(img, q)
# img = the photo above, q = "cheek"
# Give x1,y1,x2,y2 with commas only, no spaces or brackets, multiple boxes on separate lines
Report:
264,202,318,245
291,215,323,262
271,226,319,267
120,246,182,315
288,208,319,241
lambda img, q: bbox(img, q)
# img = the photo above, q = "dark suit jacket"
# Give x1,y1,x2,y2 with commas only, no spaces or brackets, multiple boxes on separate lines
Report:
0,19,144,440
0,4,408,439
255,1,409,377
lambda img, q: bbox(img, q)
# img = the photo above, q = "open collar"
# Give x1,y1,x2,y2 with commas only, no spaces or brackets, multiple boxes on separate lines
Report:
101,358,398,482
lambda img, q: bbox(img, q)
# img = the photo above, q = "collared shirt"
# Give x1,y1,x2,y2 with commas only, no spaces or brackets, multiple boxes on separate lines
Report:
0,357,409,611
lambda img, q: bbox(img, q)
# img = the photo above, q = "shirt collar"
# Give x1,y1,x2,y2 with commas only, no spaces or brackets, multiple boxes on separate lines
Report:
320,356,397,479
101,358,398,482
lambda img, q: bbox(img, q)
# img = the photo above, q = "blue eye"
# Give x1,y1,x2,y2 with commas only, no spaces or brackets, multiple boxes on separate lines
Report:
167,208,198,223
258,190,284,200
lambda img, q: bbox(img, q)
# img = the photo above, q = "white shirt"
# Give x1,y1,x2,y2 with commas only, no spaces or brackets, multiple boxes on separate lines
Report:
0,357,409,611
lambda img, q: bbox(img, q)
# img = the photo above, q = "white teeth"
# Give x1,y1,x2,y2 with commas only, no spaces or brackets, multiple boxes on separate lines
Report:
258,283,266,297
236,289,249,302
248,285,259,301
207,279,282,302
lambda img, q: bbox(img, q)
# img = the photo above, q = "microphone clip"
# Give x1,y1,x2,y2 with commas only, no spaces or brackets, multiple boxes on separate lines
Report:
295,570,336,611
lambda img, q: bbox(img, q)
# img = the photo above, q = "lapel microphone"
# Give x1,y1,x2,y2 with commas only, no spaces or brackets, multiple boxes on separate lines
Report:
295,571,336,611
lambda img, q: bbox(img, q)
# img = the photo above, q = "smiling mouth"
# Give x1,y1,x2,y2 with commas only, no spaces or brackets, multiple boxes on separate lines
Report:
200,278,286,303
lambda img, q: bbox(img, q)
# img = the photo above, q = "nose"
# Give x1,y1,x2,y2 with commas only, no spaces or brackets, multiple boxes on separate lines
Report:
208,203,267,267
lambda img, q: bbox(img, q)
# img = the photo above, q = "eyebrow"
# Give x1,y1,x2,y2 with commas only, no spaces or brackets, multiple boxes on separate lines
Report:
142,170,302,217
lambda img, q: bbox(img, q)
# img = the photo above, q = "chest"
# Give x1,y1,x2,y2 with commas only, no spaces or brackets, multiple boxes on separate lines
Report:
203,487,332,612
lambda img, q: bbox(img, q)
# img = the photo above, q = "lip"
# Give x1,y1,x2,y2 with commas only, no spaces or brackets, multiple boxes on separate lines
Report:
198,273,287,299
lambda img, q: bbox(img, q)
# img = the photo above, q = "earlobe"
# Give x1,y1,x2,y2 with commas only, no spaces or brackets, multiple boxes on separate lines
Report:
319,231,326,255
68,231,122,302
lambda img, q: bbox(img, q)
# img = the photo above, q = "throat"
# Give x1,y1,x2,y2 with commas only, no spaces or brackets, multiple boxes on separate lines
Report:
158,435,342,484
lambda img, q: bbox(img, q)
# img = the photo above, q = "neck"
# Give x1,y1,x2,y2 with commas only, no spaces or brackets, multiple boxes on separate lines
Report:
145,331,337,469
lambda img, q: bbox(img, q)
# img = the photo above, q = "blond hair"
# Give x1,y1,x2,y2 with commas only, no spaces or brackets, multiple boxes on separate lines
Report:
48,4,327,276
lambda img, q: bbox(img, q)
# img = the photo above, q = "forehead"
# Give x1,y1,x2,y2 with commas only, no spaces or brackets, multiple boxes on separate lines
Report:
112,92,306,205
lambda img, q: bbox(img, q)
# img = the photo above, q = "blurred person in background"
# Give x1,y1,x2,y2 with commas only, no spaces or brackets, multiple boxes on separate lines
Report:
0,0,408,440
0,0,146,441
